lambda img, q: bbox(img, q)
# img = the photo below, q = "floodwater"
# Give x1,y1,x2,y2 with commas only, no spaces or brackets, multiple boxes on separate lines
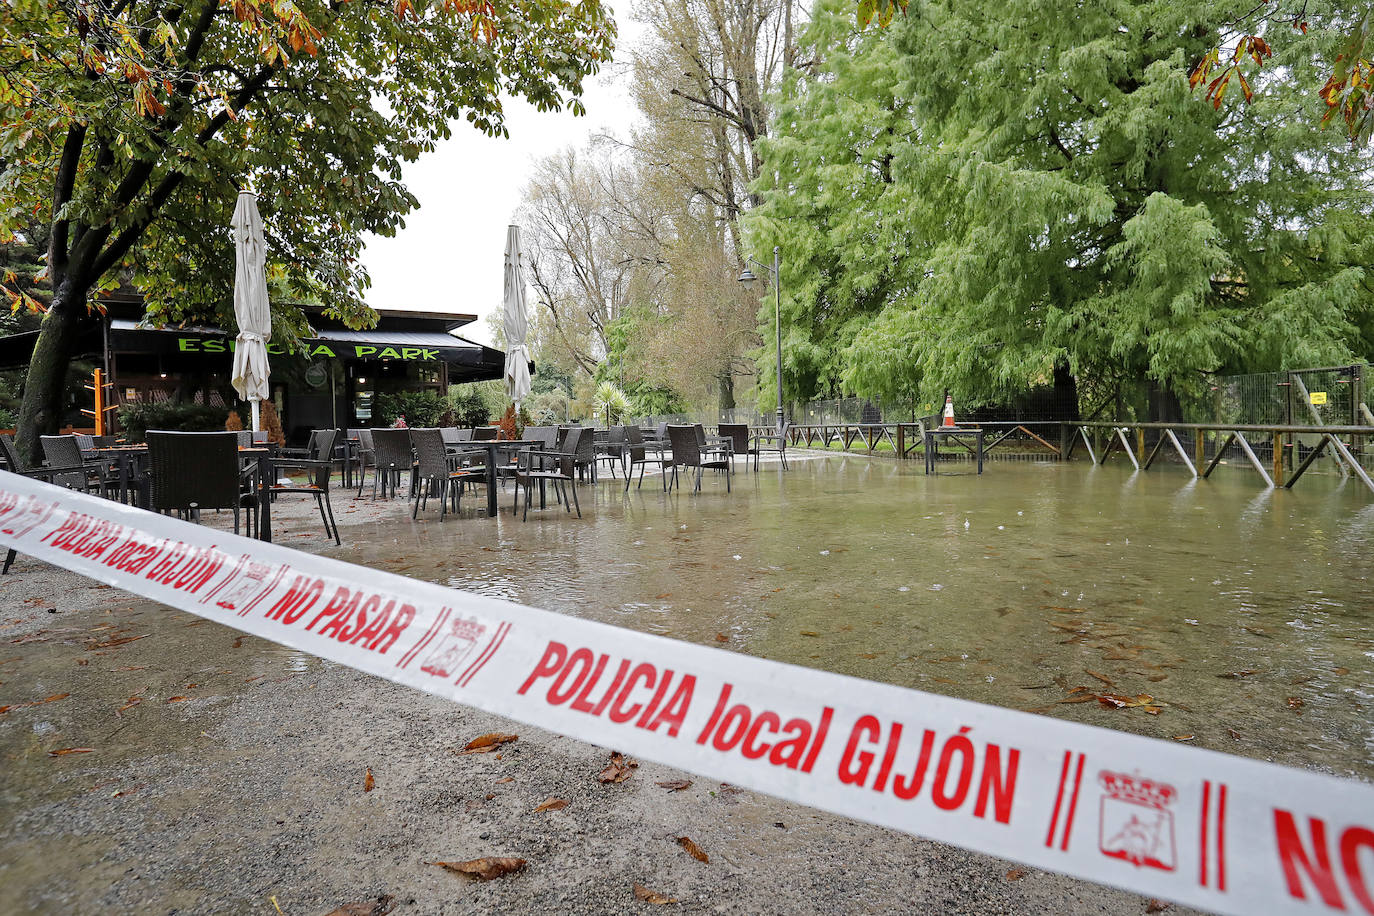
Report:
340,454,1374,780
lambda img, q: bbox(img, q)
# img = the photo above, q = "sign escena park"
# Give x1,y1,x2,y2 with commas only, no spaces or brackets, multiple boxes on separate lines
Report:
174,336,445,362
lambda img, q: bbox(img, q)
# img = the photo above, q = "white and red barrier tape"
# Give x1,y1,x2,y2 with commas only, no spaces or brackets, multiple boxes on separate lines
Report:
1,473,1371,915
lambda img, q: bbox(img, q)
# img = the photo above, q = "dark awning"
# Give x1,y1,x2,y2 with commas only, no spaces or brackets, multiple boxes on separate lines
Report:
0,320,511,380
108,319,502,368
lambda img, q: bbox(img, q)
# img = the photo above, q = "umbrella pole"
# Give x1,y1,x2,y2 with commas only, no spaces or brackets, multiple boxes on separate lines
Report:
251,399,261,432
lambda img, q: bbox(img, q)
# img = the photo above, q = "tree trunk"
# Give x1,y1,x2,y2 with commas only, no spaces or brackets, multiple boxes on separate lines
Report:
1148,380,1184,423
1053,362,1080,421
718,369,735,412
15,275,86,465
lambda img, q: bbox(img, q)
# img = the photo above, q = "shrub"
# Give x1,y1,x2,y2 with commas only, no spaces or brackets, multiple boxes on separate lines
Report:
374,390,445,427
117,401,230,442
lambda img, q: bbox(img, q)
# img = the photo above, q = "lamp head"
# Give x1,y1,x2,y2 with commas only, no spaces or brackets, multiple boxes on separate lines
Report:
738,267,759,285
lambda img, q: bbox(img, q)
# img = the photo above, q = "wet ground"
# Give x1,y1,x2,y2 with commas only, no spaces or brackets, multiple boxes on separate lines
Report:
1,453,1370,913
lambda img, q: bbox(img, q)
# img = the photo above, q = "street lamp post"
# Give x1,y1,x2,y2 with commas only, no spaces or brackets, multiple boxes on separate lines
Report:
739,246,785,432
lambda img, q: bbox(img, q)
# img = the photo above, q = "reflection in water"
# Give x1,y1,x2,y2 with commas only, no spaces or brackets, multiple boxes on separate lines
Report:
342,456,1374,779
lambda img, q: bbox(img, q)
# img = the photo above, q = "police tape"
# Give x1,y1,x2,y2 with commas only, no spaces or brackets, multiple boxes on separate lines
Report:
1,472,1370,916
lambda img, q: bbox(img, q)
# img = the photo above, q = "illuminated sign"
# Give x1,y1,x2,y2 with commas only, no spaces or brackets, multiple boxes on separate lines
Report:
175,338,442,362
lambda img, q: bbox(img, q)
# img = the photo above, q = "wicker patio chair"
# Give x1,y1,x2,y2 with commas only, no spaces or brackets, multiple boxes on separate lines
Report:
40,434,111,494
719,423,754,472
473,426,499,441
271,427,341,544
146,431,256,535
623,424,674,491
353,429,376,497
511,426,583,520
368,428,415,499
667,424,731,493
752,419,791,470
596,425,628,479
409,428,484,520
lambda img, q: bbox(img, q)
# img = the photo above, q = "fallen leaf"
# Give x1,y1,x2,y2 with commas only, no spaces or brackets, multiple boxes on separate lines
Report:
633,883,677,904
88,634,148,649
495,776,514,784
532,797,568,813
715,632,729,642
1227,727,1242,740
325,895,395,916
799,630,820,637
656,780,692,792
1006,866,1027,880
432,857,527,880
599,751,638,784
166,696,188,703
460,733,518,754
1171,735,1195,742
654,593,671,599
1146,901,1172,913
0,692,70,715
1086,670,1115,686
858,653,878,659
1096,693,1165,714
48,747,94,756
364,767,375,793
1334,666,1349,675
675,836,708,863
1287,697,1304,710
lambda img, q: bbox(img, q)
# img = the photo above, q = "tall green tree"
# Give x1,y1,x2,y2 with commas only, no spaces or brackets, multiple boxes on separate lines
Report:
1,0,613,460
749,0,1373,415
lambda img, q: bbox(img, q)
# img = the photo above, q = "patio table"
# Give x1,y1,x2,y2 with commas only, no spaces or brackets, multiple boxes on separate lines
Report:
453,440,540,517
93,445,149,507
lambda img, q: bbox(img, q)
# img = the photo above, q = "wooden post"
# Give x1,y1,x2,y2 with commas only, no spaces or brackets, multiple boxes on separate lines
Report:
1194,429,1205,467
1272,431,1285,487
1136,428,1145,463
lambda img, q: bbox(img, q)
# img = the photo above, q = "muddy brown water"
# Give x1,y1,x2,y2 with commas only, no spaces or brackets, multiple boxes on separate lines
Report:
330,454,1374,779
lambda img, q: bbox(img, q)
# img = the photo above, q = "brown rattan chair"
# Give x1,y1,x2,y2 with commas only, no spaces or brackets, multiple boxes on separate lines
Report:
271,428,341,544
667,424,731,493
146,431,257,535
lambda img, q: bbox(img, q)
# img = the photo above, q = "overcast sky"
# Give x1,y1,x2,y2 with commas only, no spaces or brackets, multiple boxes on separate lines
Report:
360,18,646,346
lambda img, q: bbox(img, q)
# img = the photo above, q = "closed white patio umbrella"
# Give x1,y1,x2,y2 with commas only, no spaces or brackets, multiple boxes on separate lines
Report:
231,190,271,430
503,224,532,409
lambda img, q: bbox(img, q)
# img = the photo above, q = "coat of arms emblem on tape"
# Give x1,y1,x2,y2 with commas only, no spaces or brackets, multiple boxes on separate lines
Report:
420,616,487,678
1097,770,1177,871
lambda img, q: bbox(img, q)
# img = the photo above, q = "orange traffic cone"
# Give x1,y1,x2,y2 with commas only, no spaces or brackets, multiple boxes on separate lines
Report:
942,394,956,428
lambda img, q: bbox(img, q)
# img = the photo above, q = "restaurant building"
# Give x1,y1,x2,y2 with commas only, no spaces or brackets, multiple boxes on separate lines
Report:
0,298,508,442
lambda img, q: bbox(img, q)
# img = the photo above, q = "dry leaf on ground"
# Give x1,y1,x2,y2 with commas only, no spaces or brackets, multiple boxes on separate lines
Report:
634,883,677,904
48,747,94,756
1145,900,1172,913
460,733,518,754
1006,867,1027,881
675,836,709,863
1096,693,1165,715
166,696,188,703
1086,670,1115,686
1287,696,1304,710
88,634,148,649
599,751,638,784
495,776,514,784
364,767,375,793
431,857,527,880
656,780,692,792
0,692,70,715
715,632,729,642
325,894,395,916
532,797,568,813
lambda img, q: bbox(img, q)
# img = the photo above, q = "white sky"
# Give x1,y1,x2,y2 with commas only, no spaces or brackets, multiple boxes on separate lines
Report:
360,17,645,346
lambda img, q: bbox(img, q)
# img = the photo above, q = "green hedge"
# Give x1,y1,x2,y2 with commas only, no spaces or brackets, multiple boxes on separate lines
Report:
117,402,230,442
